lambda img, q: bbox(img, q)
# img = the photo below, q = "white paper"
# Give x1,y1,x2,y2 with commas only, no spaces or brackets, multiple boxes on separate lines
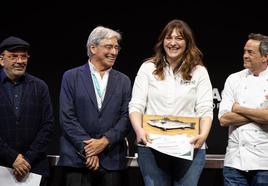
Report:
0,166,41,186
147,134,194,160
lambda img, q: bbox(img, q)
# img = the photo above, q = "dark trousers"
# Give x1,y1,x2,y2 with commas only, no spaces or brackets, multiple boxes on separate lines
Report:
40,177,48,186
63,167,122,186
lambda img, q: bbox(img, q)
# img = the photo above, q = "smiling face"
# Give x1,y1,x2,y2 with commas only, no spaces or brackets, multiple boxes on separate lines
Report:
90,37,120,71
243,39,268,75
0,49,29,81
163,28,186,64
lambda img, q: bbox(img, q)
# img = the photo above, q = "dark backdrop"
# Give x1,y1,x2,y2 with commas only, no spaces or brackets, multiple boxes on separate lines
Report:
1,1,267,156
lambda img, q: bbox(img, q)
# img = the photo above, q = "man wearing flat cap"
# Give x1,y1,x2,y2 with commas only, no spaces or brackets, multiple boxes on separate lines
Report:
0,36,54,186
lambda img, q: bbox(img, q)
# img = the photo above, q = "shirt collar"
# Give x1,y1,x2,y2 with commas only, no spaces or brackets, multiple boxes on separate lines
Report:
88,60,112,74
246,66,268,77
0,69,25,84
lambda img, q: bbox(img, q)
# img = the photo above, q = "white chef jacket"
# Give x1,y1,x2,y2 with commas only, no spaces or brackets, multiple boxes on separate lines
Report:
218,67,268,171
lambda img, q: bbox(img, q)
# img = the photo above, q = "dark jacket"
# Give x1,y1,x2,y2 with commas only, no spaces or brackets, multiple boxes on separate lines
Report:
58,64,131,170
0,70,54,176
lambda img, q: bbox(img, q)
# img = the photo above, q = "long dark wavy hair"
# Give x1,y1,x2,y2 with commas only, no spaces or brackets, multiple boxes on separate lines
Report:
149,19,204,80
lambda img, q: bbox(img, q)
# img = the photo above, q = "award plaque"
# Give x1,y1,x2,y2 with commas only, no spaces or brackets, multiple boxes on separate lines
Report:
143,115,200,136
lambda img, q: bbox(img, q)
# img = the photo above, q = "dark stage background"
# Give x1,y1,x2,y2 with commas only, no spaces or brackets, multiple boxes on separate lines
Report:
1,1,267,156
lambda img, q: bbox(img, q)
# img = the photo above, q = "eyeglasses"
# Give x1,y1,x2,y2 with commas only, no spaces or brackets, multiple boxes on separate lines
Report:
98,44,121,52
3,53,30,62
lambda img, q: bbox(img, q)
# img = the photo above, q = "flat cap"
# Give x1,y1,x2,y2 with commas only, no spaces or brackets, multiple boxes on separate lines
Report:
0,36,30,54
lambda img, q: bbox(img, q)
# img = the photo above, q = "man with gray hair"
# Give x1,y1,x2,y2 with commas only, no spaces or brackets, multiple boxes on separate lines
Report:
58,26,132,186
218,33,268,185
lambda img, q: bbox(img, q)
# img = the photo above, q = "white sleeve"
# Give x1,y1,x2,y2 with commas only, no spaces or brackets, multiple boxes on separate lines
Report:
129,63,151,114
195,67,214,119
218,75,236,119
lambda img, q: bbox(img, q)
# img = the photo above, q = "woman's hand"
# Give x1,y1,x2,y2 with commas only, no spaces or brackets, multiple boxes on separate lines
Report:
189,134,206,149
136,128,151,145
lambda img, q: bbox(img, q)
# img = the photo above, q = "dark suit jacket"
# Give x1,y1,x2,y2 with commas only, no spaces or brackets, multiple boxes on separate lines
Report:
58,64,132,170
0,70,54,176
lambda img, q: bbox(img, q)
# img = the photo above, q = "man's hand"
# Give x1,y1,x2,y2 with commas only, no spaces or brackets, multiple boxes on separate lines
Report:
13,170,26,182
85,155,99,171
83,136,109,157
12,154,31,180
232,102,241,113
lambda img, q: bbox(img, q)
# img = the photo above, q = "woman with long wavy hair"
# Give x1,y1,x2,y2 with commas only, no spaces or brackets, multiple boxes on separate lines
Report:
129,19,213,186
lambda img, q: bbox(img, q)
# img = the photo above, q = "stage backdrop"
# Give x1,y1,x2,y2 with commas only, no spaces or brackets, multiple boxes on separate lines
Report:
0,1,267,156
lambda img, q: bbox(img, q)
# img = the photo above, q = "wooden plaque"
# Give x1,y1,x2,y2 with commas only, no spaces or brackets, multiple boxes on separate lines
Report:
143,115,200,136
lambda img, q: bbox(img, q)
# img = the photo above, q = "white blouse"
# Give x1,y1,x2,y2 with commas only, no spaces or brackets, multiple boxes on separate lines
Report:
129,61,213,119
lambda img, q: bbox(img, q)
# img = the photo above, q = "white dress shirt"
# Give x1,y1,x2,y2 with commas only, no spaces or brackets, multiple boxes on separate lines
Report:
129,61,213,125
218,67,268,171
89,62,110,110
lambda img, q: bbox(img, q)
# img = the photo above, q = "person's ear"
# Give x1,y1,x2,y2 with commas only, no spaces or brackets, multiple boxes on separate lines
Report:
0,56,3,66
90,45,97,55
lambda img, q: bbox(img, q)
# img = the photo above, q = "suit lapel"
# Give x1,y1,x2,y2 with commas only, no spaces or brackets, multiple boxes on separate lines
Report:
100,69,117,112
80,64,99,110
